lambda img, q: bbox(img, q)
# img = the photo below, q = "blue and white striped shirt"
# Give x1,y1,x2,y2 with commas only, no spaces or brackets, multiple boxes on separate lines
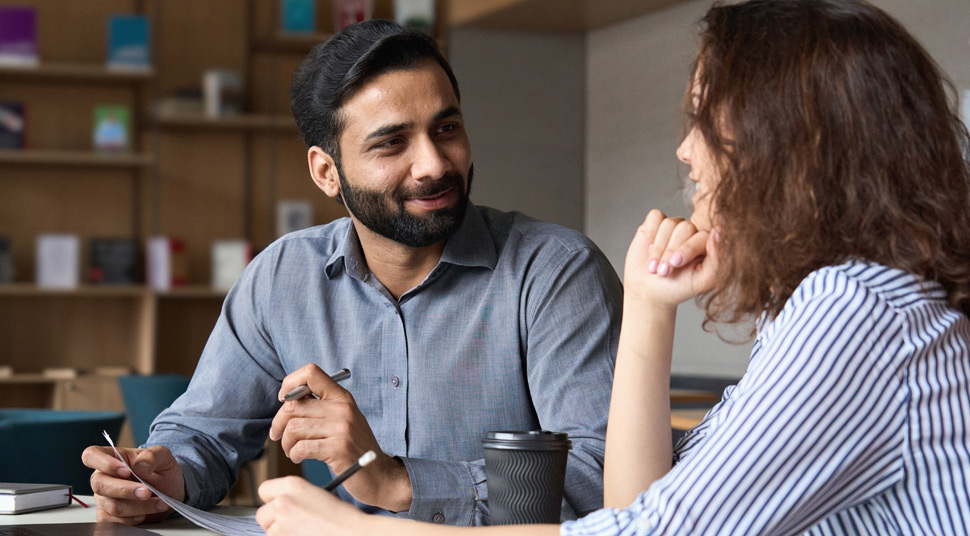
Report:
562,260,970,535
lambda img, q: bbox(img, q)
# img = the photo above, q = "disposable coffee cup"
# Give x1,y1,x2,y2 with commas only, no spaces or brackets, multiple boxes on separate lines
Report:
483,430,572,525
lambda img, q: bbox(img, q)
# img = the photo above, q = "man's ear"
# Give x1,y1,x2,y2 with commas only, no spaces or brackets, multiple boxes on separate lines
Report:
308,146,341,199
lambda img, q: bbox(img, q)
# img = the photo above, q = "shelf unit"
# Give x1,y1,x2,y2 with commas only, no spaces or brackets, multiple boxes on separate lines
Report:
447,0,685,32
0,0,445,439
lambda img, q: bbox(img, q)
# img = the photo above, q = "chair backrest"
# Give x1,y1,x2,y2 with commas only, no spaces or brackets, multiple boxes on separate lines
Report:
117,374,191,447
301,459,333,486
0,409,126,495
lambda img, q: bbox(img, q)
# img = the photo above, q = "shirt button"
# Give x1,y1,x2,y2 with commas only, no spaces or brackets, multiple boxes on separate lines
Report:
391,376,400,387
431,512,445,524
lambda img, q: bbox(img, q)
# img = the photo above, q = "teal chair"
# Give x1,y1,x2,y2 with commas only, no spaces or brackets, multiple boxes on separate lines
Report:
0,409,125,495
118,373,265,504
302,459,333,486
117,374,191,447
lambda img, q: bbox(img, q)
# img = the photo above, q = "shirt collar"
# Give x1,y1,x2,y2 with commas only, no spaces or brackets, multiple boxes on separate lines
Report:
325,220,366,280
439,204,497,270
324,203,497,280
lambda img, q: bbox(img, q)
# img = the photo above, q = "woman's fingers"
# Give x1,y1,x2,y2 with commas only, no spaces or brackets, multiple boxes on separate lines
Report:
648,217,686,273
662,226,708,273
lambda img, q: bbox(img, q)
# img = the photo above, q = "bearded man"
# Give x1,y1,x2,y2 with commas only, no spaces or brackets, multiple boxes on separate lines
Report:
83,19,621,527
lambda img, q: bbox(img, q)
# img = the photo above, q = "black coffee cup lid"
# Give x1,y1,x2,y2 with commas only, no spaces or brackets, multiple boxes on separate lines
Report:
482,430,572,450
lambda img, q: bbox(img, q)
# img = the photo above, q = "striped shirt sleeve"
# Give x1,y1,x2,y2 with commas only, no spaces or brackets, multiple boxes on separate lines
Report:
563,266,911,535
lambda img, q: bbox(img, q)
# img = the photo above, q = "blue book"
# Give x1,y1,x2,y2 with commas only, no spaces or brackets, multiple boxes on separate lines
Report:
106,14,151,70
281,0,316,33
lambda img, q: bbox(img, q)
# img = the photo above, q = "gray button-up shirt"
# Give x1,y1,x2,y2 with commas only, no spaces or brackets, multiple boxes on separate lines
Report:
149,204,622,525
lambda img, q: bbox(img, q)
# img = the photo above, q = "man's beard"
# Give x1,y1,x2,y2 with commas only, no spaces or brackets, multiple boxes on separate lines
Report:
338,164,473,248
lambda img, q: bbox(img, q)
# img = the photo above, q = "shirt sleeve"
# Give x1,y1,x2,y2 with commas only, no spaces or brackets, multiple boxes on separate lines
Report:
563,268,910,536
147,250,287,509
397,245,622,526
526,245,622,518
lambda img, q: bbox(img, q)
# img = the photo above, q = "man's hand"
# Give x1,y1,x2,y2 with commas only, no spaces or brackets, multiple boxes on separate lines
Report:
81,445,185,525
269,364,412,512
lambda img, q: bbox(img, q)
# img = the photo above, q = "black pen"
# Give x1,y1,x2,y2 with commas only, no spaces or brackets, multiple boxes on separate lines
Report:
283,368,351,401
324,450,376,492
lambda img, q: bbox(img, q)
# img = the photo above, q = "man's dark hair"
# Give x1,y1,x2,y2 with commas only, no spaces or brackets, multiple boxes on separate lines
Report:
290,19,460,159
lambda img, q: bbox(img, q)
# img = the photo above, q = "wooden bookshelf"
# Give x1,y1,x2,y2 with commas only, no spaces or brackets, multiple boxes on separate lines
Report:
252,32,333,54
447,0,685,31
0,149,154,167
155,112,298,132
0,63,154,83
0,284,149,297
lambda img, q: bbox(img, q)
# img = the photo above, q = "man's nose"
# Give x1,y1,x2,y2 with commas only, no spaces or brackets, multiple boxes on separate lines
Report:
410,137,450,180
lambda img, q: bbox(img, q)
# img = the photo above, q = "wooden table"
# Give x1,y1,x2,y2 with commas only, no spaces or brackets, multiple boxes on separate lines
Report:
669,389,721,405
670,408,711,431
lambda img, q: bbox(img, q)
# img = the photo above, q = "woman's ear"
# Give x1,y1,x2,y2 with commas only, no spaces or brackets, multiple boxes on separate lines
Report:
308,146,341,199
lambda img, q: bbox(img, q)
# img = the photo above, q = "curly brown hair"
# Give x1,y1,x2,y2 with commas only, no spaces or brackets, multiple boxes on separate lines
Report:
689,0,970,329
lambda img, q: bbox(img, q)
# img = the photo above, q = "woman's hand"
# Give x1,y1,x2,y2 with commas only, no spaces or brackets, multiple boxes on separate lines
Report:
624,209,719,307
257,476,369,536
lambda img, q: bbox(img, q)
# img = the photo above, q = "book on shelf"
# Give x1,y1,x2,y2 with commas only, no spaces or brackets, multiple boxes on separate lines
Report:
146,236,188,291
153,88,204,118
394,0,435,35
88,238,139,285
0,101,25,149
333,0,373,32
202,69,242,118
0,483,72,515
35,234,80,289
281,0,316,33
0,6,39,67
211,239,251,291
41,367,79,379
277,199,314,237
94,365,134,377
0,236,13,283
106,13,151,71
92,105,131,152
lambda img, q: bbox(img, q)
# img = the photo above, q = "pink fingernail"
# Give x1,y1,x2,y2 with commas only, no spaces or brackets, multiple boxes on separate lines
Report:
648,259,658,273
670,252,683,266
658,262,670,276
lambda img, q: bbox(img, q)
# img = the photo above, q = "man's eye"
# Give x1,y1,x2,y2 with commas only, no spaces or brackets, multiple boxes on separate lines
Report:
437,124,458,134
376,138,404,149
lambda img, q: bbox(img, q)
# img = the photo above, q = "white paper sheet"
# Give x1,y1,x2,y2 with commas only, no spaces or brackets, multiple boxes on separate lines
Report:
102,430,264,535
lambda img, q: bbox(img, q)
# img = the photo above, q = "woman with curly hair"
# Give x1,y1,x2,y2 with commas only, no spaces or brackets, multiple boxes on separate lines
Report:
256,1,970,534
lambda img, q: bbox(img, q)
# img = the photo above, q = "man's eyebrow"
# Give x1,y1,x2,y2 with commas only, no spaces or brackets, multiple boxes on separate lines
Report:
435,106,462,122
363,107,462,142
365,122,413,142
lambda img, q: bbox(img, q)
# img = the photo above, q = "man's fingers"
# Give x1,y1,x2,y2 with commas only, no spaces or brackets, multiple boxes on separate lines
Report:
82,446,131,478
278,363,350,402
93,492,167,520
278,363,325,401
89,470,152,501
